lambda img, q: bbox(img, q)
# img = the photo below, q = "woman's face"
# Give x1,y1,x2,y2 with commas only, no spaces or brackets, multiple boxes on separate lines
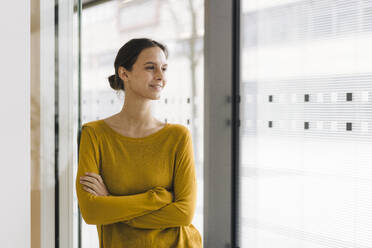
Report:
119,46,168,100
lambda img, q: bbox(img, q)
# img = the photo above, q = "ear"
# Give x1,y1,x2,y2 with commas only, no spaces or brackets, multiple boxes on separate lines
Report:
118,66,129,82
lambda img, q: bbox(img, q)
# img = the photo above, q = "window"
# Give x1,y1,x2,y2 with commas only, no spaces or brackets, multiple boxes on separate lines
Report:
241,0,372,247
78,0,204,246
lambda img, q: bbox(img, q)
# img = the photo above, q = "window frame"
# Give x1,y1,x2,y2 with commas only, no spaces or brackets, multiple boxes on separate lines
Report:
204,0,241,247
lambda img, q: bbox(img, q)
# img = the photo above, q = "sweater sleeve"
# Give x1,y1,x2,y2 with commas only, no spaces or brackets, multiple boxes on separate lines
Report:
76,125,173,225
124,128,197,229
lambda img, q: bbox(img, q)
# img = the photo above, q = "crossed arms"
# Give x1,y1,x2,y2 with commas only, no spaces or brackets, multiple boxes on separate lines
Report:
76,125,197,228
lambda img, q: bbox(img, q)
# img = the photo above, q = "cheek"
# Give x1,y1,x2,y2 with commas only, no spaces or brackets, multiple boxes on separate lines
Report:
139,71,153,80
132,72,151,84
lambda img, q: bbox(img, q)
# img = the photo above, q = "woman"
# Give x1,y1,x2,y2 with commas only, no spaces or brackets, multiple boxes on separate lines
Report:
76,38,202,247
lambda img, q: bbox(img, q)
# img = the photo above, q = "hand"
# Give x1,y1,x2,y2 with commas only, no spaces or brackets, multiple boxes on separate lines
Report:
79,172,111,196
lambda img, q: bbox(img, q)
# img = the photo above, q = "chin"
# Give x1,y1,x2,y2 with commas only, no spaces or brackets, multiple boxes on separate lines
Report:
148,94,161,100
153,95,161,100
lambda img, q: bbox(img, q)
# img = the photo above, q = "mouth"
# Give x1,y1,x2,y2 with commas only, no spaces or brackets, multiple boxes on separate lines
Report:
149,84,163,90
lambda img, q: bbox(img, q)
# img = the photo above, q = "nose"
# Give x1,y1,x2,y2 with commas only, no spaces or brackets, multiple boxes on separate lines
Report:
155,68,165,81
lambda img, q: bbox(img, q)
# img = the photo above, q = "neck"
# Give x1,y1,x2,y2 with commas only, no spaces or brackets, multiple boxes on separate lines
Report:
116,94,156,128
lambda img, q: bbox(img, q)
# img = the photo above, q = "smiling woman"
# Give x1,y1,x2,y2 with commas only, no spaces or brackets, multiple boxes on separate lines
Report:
76,38,202,248
107,38,168,95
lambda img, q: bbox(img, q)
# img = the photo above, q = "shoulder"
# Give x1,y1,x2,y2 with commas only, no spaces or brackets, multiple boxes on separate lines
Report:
167,123,192,149
80,120,105,139
82,120,101,129
168,123,191,138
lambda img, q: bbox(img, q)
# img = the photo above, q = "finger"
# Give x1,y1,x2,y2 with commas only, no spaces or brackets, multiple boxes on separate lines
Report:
81,178,104,193
80,180,100,192
82,182,106,196
85,173,104,184
83,186,97,196
80,178,107,195
81,175,100,185
81,173,108,196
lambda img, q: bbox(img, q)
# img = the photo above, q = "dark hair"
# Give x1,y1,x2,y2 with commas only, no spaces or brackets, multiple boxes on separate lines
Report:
108,38,169,91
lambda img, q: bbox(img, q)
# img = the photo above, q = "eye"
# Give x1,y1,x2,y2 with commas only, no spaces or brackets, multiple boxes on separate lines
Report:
162,68,167,72
145,66,155,70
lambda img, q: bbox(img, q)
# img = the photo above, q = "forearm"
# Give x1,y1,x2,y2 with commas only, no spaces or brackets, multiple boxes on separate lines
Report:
125,200,196,229
77,185,173,225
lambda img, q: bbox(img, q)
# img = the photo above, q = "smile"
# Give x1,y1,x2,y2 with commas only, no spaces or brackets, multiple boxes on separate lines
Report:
150,85,162,90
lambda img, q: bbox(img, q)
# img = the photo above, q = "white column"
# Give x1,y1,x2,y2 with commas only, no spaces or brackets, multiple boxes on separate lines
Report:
0,0,31,247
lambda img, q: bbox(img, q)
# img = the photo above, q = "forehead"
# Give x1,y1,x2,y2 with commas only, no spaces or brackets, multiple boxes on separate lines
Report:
136,46,167,65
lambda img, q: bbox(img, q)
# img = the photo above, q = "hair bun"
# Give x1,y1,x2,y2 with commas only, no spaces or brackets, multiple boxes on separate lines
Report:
108,74,115,83
108,74,125,91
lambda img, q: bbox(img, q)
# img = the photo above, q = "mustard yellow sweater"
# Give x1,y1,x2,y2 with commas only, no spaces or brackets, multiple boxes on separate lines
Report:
76,120,202,248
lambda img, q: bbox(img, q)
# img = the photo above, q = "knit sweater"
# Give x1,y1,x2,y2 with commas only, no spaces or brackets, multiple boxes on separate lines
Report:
76,119,202,248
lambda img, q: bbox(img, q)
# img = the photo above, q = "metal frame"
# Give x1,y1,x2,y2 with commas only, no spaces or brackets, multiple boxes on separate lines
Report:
76,0,82,246
55,2,60,247
37,1,87,247
204,0,241,247
232,1,241,247
40,0,56,247
82,0,112,9
57,0,78,247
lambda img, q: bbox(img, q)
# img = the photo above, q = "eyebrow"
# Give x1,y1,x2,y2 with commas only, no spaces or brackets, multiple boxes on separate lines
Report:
144,62,168,66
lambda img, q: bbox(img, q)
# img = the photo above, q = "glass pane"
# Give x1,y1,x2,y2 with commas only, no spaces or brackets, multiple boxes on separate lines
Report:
240,0,372,247
79,0,204,246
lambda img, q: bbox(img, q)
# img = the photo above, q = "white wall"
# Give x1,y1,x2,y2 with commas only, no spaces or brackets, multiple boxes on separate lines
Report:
0,1,30,247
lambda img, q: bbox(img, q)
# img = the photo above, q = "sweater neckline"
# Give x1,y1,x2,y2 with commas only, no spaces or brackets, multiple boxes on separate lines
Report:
99,119,170,142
